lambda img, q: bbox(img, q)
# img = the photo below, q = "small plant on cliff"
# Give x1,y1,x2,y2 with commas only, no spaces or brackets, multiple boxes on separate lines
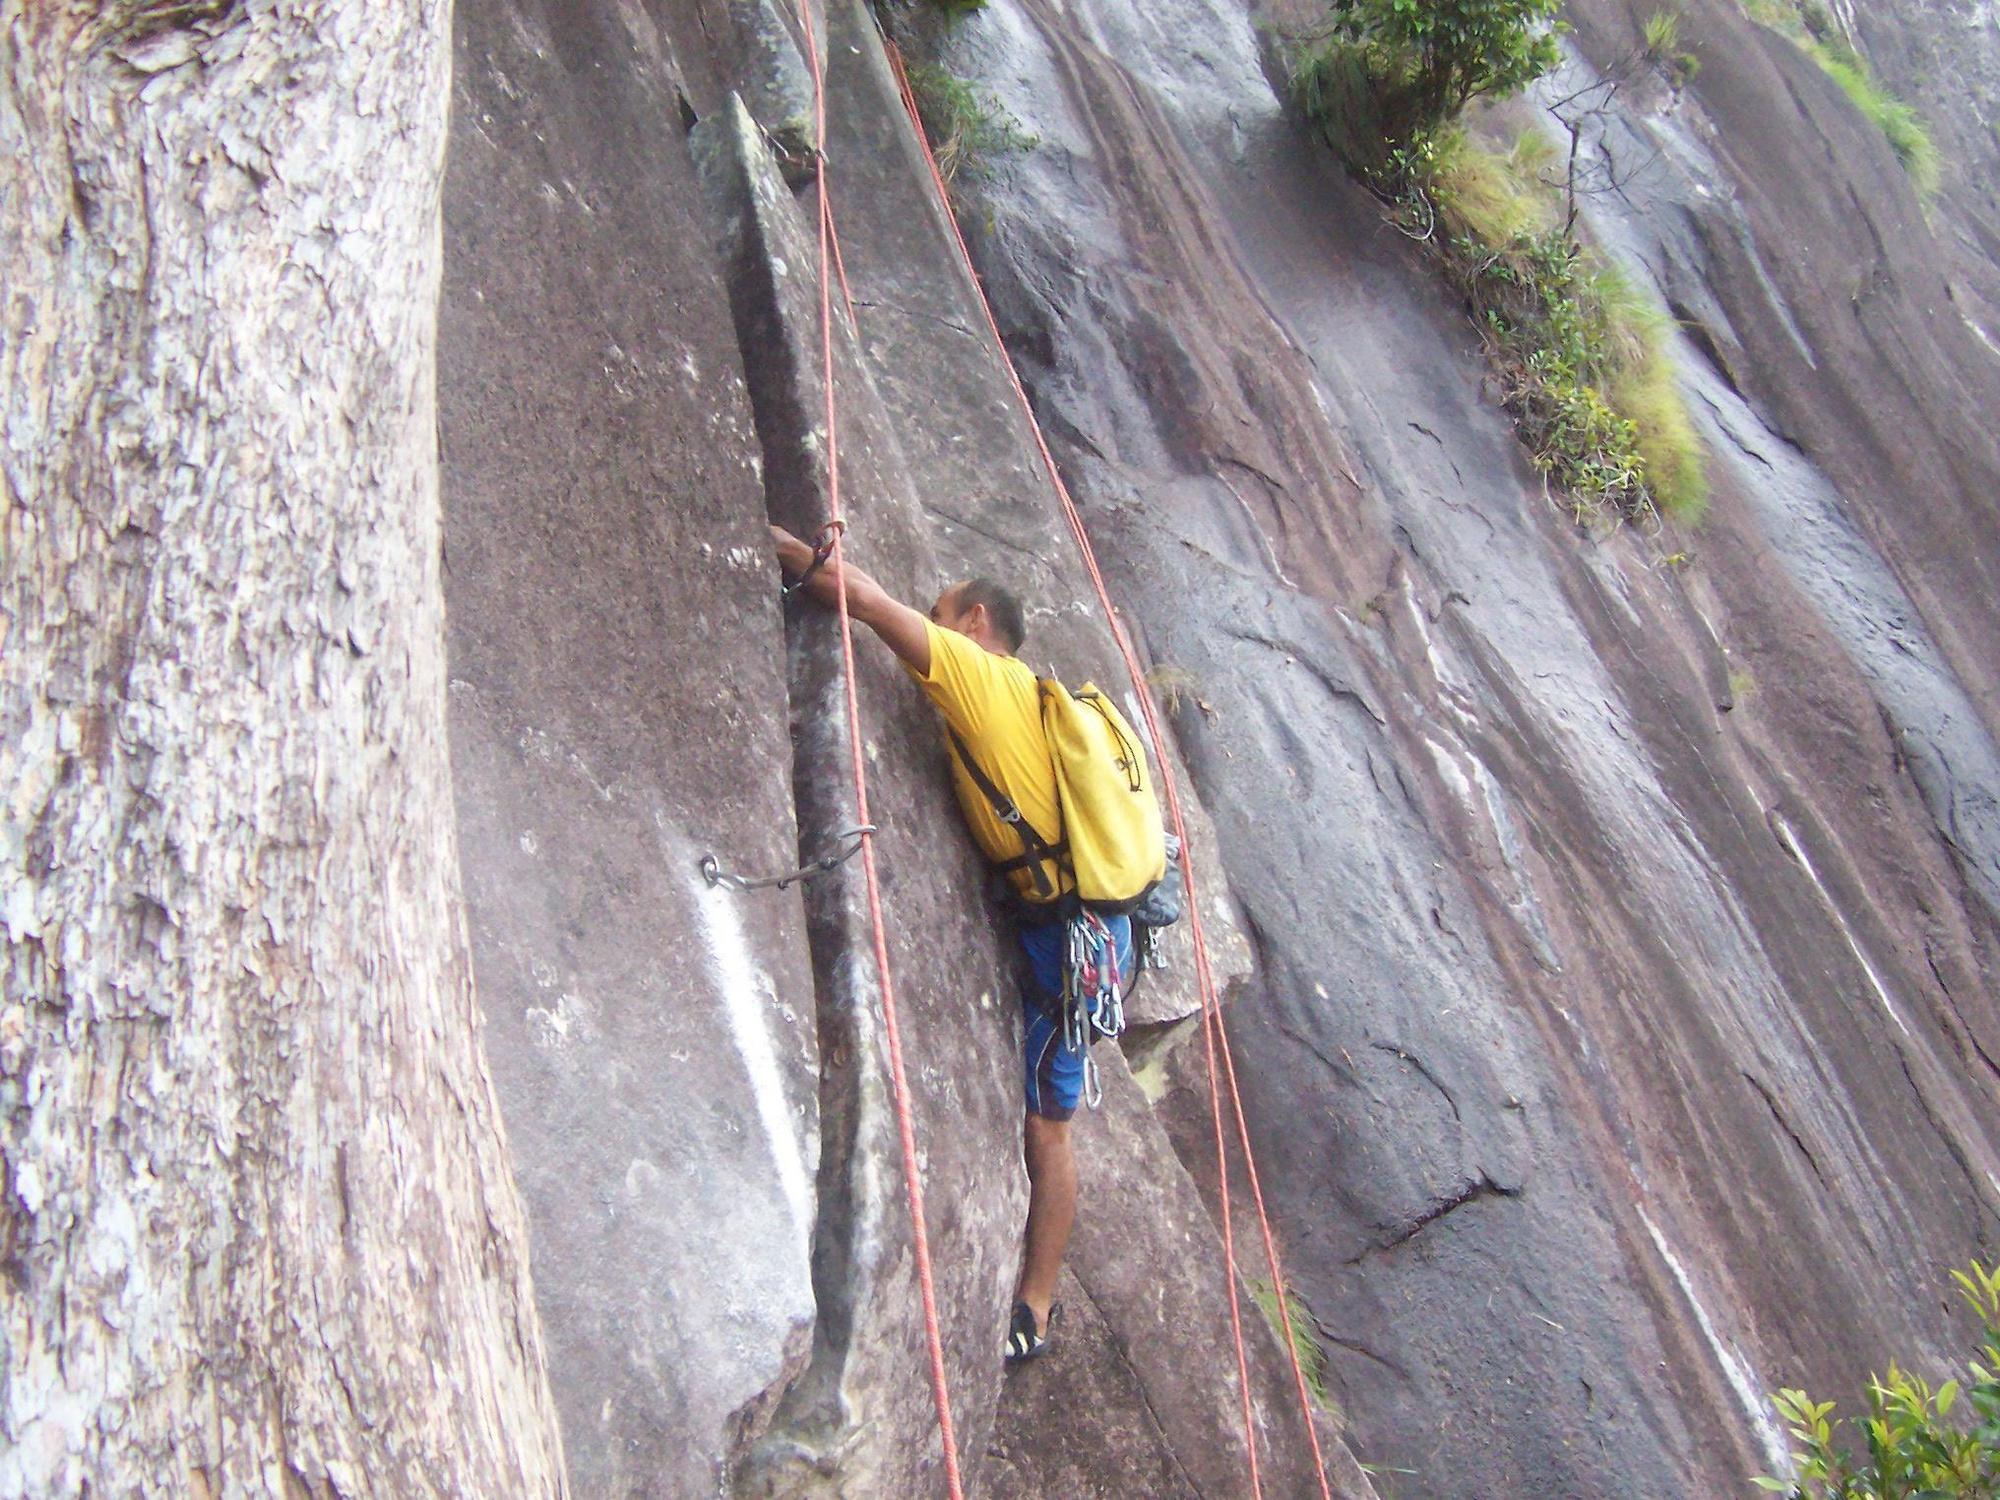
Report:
1250,1279,1341,1419
904,61,1037,191
1811,44,1940,198
1753,1262,2000,1498
1643,10,1701,88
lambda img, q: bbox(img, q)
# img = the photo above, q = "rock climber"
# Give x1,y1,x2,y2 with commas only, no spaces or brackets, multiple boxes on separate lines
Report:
770,523,1132,1364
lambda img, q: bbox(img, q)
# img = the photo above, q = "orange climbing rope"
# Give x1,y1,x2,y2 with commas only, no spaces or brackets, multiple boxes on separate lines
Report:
791,4,967,1496
885,41,1336,1500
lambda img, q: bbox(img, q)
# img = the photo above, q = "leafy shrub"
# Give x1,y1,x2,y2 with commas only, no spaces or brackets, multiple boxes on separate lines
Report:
1756,1262,2000,1497
1300,0,1565,156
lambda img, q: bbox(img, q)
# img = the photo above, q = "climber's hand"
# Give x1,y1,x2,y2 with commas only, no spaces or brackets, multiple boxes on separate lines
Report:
770,524,816,578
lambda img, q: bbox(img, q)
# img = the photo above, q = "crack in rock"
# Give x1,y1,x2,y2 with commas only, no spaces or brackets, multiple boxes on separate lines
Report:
1740,1070,1827,1188
1349,1173,1520,1264
1372,1040,1461,1123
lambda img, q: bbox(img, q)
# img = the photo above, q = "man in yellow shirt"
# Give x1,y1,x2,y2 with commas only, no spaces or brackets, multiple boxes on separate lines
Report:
771,525,1132,1364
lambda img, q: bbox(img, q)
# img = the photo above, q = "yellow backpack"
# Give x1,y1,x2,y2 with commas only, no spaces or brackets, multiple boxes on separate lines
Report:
946,678,1167,914
1038,679,1167,912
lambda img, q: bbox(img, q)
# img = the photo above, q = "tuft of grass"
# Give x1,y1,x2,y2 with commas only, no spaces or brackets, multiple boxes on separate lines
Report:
1738,0,1939,197
1428,125,1559,243
1643,10,1682,58
1591,265,1709,522
1810,45,1941,197
1291,37,1398,175
1643,9,1701,87
1741,0,1797,30
1249,1280,1341,1419
1145,663,1203,715
904,62,1037,190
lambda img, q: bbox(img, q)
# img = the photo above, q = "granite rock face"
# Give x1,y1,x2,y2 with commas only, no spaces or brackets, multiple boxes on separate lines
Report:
435,0,2000,1495
439,5,818,1494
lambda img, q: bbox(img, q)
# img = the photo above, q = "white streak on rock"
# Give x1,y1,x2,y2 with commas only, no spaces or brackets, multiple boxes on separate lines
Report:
695,879,813,1236
1639,1208,1792,1475
1771,814,1912,1038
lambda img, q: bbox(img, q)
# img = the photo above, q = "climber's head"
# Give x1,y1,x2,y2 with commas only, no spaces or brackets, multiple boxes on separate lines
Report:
930,578,1025,656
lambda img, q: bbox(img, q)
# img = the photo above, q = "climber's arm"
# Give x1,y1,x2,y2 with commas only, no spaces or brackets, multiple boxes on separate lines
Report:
770,524,931,675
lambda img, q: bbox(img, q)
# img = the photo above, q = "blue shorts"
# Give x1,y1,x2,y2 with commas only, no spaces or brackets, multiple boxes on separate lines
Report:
1018,914,1133,1120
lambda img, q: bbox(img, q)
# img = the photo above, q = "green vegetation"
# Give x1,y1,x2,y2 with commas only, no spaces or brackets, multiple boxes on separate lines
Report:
903,61,1037,190
1739,0,1939,197
1293,1,1706,528
1812,46,1940,197
1755,1263,2000,1497
1643,9,1700,87
1249,1280,1340,1419
1592,263,1706,521
1307,0,1563,151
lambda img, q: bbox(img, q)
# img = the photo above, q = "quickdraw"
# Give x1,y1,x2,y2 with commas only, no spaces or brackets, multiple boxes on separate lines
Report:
780,518,848,599
1062,910,1125,1110
700,824,876,892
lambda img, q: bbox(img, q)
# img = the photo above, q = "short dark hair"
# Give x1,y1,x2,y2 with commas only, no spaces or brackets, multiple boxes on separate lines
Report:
958,577,1026,653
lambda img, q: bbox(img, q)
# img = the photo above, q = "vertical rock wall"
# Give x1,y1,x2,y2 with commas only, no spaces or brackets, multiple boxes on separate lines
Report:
439,3,818,1493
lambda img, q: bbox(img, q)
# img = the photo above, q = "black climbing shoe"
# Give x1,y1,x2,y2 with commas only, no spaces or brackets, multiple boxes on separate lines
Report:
1004,1301,1058,1363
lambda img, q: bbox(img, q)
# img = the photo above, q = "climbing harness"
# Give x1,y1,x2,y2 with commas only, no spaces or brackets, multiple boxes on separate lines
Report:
700,825,875,892
779,518,848,599
886,39,1334,1500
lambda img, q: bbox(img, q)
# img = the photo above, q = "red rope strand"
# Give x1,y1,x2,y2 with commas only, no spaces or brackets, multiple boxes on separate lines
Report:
794,8,966,1495
885,39,1335,1498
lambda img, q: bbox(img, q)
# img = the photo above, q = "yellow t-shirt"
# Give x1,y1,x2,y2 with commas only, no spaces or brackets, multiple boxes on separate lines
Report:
910,619,1069,904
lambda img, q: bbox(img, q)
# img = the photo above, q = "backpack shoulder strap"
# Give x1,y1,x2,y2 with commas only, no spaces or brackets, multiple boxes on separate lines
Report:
946,724,1067,899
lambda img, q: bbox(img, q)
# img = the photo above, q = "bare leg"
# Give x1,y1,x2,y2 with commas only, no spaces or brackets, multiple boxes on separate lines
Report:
1015,1111,1077,1332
